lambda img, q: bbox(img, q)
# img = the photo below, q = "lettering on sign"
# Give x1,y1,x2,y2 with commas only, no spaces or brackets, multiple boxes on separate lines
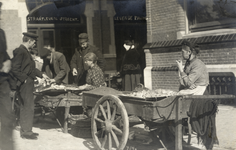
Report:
114,16,146,21
27,17,80,22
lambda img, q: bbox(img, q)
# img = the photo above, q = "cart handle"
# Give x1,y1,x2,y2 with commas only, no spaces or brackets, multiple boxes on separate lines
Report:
182,94,235,99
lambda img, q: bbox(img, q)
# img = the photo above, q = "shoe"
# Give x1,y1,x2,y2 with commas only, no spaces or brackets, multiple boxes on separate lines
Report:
32,132,39,136
21,134,38,140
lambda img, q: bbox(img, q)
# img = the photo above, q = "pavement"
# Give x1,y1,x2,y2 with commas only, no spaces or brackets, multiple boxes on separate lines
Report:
8,104,236,150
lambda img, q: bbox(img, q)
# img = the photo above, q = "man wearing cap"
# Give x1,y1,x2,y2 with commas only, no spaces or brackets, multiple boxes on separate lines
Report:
40,47,70,84
0,2,15,149
11,32,49,140
70,33,105,85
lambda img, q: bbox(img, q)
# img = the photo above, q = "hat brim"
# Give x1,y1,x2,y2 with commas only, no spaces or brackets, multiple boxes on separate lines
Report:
79,39,88,44
23,32,38,40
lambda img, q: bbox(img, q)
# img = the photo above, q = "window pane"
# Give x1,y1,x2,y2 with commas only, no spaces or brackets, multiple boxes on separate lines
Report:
188,0,236,31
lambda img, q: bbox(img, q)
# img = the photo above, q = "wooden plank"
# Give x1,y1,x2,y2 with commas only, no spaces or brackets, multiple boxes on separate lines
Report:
175,97,183,150
64,106,70,133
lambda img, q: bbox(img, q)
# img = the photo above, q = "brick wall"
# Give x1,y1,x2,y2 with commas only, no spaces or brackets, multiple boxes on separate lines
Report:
152,51,182,67
145,0,236,92
152,71,179,91
151,48,236,67
199,48,236,65
148,46,236,91
146,0,185,43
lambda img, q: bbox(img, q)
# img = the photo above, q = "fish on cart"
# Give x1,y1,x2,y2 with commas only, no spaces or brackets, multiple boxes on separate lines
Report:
35,83,89,93
121,88,177,99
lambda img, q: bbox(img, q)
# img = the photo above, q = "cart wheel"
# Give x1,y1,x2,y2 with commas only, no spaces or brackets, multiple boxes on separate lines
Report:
91,95,129,150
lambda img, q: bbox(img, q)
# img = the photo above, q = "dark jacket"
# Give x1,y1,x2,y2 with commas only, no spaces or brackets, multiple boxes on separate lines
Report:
0,29,10,84
11,45,43,86
42,51,70,84
120,48,141,75
70,44,105,85
0,29,8,69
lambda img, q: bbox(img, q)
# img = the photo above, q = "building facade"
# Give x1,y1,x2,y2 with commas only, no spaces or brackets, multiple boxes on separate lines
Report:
1,0,147,81
144,0,236,96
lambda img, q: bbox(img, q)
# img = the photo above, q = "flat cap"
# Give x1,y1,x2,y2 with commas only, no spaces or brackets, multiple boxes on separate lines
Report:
40,48,51,58
78,33,88,39
78,33,88,44
23,32,38,39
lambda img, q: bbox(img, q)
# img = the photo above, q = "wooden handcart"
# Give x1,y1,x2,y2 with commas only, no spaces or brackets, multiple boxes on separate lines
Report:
34,88,84,133
82,87,235,150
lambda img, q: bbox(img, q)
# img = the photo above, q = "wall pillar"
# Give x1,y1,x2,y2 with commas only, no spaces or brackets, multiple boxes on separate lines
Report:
84,0,117,73
176,0,187,39
0,0,28,58
84,0,97,46
144,49,153,89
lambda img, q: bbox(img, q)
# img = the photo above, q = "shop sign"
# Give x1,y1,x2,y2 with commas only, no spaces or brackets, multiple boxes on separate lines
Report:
114,15,146,23
27,16,80,24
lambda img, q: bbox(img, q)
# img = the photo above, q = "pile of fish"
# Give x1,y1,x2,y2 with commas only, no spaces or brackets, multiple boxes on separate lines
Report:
125,88,177,98
35,83,87,93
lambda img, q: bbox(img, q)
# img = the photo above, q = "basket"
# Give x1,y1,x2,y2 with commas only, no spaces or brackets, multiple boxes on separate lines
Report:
70,117,92,138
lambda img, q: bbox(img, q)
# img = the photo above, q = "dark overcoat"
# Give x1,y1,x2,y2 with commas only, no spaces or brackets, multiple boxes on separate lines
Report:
70,44,105,85
11,45,43,86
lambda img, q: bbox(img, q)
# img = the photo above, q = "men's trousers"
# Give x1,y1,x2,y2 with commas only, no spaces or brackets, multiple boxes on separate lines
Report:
0,80,15,150
18,77,35,136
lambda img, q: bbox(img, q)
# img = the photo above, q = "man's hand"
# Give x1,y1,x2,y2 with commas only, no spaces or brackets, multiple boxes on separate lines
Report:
10,90,16,98
72,68,78,76
42,74,50,80
0,60,11,73
176,59,183,72
50,78,56,83
189,84,197,90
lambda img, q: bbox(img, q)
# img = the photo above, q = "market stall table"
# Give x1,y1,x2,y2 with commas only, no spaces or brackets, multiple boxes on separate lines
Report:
34,86,85,133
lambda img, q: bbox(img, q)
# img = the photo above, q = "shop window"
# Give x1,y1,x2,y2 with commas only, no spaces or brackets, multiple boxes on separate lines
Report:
188,0,236,32
42,30,55,47
60,30,71,48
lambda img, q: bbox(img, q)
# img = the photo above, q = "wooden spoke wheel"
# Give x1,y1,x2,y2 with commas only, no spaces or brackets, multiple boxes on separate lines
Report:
91,95,129,150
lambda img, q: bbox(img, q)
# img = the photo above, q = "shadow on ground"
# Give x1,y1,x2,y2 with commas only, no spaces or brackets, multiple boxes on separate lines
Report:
32,113,203,150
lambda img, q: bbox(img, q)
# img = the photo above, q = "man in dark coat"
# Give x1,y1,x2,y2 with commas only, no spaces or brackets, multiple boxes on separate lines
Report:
0,2,16,149
11,32,49,140
40,47,70,84
70,33,105,85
